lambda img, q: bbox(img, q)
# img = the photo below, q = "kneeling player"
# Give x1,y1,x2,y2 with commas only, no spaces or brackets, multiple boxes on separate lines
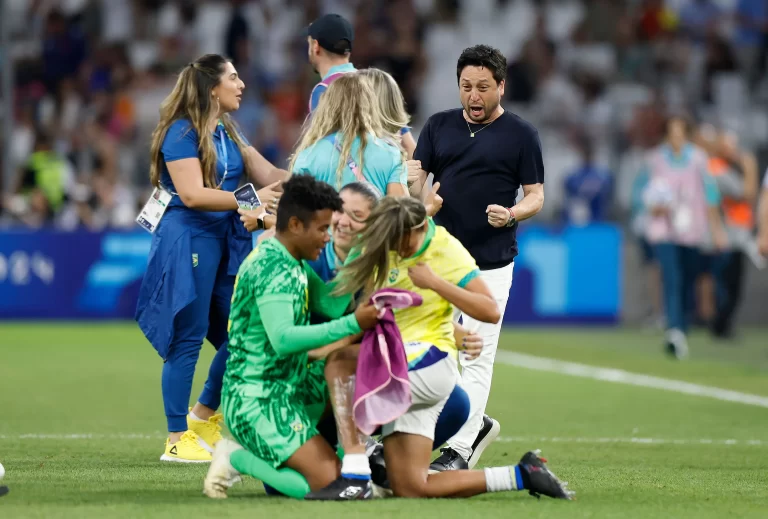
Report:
306,196,573,500
304,181,479,495
203,175,379,499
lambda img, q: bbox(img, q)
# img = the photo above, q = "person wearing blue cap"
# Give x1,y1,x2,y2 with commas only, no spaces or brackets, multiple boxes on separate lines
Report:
306,14,357,114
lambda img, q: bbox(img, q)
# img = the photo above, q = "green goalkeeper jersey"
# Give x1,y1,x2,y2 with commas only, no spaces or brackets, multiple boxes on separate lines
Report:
224,237,360,398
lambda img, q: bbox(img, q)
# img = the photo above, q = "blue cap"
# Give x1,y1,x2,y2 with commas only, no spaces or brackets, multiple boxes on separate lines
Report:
306,14,353,55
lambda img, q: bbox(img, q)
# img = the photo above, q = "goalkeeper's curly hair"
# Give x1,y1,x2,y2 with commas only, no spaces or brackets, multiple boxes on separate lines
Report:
275,174,343,232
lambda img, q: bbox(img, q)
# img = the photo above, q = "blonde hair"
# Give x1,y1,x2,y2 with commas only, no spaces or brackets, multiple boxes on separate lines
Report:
333,196,427,296
358,68,411,135
288,73,397,190
149,54,249,189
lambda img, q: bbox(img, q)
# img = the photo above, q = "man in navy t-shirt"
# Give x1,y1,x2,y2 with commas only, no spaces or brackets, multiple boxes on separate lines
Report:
412,44,545,473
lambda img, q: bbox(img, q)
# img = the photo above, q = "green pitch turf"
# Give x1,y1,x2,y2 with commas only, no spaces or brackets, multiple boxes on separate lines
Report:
1,323,767,518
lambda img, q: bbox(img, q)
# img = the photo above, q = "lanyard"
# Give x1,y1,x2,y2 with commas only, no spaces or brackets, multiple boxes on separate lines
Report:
218,128,228,186
163,128,228,195
332,136,366,183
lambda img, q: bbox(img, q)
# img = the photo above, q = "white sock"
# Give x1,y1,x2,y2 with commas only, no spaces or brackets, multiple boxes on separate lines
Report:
341,453,371,479
189,411,205,422
484,466,518,492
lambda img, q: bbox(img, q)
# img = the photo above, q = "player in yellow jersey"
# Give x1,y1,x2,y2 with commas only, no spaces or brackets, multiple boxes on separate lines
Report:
306,196,573,501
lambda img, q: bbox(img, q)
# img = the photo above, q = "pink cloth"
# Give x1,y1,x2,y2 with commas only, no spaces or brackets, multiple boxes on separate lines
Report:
352,288,422,435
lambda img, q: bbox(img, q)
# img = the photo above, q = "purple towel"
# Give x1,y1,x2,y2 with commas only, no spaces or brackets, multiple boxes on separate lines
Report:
352,288,422,435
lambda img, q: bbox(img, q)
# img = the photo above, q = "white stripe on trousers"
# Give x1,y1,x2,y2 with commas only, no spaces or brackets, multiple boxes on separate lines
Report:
448,263,514,461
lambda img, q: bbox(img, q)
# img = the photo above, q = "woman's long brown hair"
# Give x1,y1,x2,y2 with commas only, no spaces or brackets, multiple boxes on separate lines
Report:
149,54,249,189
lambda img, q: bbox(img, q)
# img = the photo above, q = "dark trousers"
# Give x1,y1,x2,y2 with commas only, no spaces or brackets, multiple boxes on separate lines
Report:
654,243,701,334
712,251,746,337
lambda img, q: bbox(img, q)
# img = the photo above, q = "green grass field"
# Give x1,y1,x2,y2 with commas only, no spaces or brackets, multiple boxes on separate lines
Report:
2,323,768,518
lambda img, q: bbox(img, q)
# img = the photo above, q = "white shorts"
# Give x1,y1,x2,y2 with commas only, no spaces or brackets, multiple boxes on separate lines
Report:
380,355,459,441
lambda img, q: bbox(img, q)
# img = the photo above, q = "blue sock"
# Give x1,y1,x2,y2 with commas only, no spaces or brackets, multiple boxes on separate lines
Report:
341,453,371,480
514,465,525,490
433,385,470,449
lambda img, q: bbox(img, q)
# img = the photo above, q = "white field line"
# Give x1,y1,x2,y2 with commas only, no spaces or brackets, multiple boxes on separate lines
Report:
495,351,768,408
496,436,766,447
0,433,166,440
3,355,765,445
1,433,765,447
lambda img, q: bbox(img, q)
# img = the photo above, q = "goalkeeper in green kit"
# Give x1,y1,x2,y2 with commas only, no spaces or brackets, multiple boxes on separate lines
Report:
203,174,379,500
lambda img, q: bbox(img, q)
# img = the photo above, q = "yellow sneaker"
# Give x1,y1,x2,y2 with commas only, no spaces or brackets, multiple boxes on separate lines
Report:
160,430,212,463
187,409,224,453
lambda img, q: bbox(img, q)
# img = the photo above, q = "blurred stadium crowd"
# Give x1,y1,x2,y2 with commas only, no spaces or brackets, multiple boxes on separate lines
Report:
1,0,767,232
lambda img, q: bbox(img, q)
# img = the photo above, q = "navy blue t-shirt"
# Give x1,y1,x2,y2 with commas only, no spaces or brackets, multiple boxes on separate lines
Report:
414,108,544,269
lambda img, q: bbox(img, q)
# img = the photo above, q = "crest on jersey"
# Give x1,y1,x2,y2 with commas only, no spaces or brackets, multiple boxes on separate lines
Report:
290,419,304,433
388,268,399,283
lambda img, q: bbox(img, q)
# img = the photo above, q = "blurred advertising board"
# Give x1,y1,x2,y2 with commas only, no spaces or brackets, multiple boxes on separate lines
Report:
0,224,622,323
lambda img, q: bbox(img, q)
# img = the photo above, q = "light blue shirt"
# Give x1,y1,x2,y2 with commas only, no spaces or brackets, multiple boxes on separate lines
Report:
292,132,407,194
631,167,650,218
662,144,720,205
309,63,357,112
307,239,340,283
308,64,411,135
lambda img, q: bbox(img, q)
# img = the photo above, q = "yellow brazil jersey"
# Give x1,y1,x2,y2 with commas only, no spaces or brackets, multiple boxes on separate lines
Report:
383,219,480,370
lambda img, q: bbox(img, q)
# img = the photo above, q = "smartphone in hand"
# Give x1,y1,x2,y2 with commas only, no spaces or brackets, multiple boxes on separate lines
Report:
234,183,262,210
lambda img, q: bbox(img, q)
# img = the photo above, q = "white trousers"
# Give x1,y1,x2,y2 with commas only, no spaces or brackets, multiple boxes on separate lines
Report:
381,356,459,441
447,263,514,461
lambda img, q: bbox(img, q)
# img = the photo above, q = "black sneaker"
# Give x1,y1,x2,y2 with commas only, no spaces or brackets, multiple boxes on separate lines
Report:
0,486,8,498
518,450,573,500
364,436,381,457
467,415,501,469
304,476,373,501
428,447,468,474
369,444,389,488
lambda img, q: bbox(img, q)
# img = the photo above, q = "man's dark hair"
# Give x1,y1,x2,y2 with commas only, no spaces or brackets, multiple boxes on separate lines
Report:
323,40,351,56
456,45,507,85
276,174,343,232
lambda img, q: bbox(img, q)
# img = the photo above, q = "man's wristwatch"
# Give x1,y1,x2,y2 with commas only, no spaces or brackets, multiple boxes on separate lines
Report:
505,208,516,227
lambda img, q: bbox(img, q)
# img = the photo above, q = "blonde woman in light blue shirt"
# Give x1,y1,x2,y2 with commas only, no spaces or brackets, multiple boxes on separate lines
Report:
289,72,408,197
